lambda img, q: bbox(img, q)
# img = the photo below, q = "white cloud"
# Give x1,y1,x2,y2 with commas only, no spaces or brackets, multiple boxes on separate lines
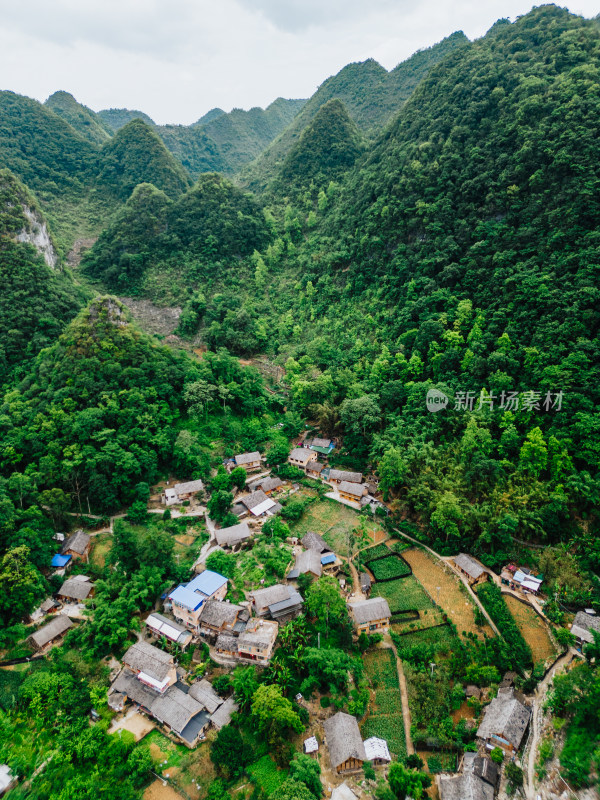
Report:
0,0,597,124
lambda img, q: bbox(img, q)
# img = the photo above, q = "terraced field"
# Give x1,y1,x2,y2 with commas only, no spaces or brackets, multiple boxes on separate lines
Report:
372,574,445,633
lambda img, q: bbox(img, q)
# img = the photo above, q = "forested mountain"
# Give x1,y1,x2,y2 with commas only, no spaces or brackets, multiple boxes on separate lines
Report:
264,5,600,554
96,119,191,200
277,99,365,190
238,31,468,192
97,107,157,130
83,174,271,295
0,169,87,382
45,90,113,145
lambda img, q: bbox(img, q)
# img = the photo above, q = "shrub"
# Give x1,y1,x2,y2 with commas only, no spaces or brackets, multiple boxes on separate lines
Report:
490,747,504,765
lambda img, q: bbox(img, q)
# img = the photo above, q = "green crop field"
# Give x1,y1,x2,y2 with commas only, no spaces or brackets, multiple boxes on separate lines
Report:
247,755,288,796
361,649,406,759
394,624,458,654
373,575,445,633
362,543,391,562
369,555,412,580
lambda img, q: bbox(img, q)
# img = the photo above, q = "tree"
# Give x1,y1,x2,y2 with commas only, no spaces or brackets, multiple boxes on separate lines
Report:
267,439,291,466
364,761,376,781
207,490,234,523
271,779,316,800
505,762,523,792
229,466,247,491
490,746,504,765
232,665,259,712
251,684,304,744
340,395,381,437
210,725,249,778
519,427,548,478
378,447,408,497
0,546,46,625
305,575,349,639
289,753,322,798
387,762,431,799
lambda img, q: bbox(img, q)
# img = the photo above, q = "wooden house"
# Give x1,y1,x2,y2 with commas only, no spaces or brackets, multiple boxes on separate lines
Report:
61,530,91,563
234,451,261,470
453,554,488,586
337,480,368,504
287,549,322,580
214,521,252,550
348,597,391,634
328,469,362,486
57,575,95,602
323,712,366,774
28,615,73,652
163,479,204,506
199,599,249,636
237,618,278,664
305,461,325,479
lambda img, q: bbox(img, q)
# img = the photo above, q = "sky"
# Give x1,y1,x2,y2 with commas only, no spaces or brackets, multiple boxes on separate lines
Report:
0,0,598,125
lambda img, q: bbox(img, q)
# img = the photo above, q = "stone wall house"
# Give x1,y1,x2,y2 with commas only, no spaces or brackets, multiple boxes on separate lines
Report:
237,618,278,664
288,447,318,469
570,610,600,647
337,480,368,504
476,687,531,753
214,521,252,550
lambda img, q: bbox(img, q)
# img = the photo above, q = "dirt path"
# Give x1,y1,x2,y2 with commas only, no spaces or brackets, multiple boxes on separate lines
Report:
525,649,576,800
392,528,501,637
384,635,415,755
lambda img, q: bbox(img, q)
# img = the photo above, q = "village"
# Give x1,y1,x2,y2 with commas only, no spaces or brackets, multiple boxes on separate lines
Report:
3,434,594,800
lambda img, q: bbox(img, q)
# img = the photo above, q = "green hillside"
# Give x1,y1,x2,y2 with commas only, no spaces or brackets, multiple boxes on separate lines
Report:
278,99,365,188
45,90,113,145
97,107,157,130
83,173,271,297
96,118,191,200
0,169,87,383
155,97,306,178
238,31,468,192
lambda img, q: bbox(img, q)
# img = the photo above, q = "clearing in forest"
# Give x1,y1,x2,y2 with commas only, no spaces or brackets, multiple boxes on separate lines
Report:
401,549,493,639
504,594,560,666
361,649,407,759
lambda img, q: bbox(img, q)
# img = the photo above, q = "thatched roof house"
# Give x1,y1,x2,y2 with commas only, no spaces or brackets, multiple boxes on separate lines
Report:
323,711,366,773
476,687,531,752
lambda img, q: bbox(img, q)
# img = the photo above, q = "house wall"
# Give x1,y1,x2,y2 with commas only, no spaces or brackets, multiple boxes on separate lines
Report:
356,618,390,634
336,758,363,774
339,490,362,503
64,547,90,562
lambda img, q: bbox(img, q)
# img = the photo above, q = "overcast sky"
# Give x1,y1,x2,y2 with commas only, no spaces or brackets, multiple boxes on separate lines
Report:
0,0,597,125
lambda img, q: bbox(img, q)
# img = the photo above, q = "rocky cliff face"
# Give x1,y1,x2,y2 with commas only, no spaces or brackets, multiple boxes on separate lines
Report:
15,205,58,267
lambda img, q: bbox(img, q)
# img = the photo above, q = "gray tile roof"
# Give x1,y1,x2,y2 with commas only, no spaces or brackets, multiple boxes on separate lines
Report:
211,696,239,729
306,461,324,473
438,773,494,800
571,611,600,643
150,685,205,734
289,448,314,464
61,529,91,555
28,615,73,649
290,549,322,578
240,490,270,510
323,711,366,768
173,479,205,495
251,584,291,611
188,679,223,714
454,553,486,580
349,597,391,625
329,470,362,483
58,577,94,600
110,669,158,708
301,531,331,553
476,687,531,749
200,599,245,628
311,438,331,449
122,641,174,682
215,633,238,652
235,451,261,465
338,481,366,498
215,521,252,548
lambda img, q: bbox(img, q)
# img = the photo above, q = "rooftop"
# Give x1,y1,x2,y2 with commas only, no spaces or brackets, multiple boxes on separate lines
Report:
329,469,362,483
301,531,331,553
235,451,261,465
51,553,71,568
338,480,366,497
188,679,224,714
211,696,239,729
454,553,486,580
288,549,322,579
289,447,314,463
173,479,204,495
146,613,192,645
58,577,94,600
363,736,391,762
323,711,366,768
348,597,391,625
476,687,531,749
571,610,600,644
29,615,73,648
215,521,252,548
61,529,91,555
123,641,174,683
200,599,246,628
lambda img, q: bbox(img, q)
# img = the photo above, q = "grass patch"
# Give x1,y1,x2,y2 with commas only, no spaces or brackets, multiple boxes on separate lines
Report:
393,625,458,653
90,533,112,569
362,544,392,562
247,755,288,796
288,496,384,557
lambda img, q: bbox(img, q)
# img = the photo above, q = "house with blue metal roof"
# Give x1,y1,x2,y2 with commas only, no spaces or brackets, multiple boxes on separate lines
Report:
51,553,72,569
168,570,228,632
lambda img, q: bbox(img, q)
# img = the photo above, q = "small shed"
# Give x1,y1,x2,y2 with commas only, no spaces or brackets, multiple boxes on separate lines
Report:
303,736,319,756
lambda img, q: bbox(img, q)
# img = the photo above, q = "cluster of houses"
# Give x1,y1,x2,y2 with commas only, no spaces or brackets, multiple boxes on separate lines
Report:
500,564,544,595
27,574,96,652
108,640,237,746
